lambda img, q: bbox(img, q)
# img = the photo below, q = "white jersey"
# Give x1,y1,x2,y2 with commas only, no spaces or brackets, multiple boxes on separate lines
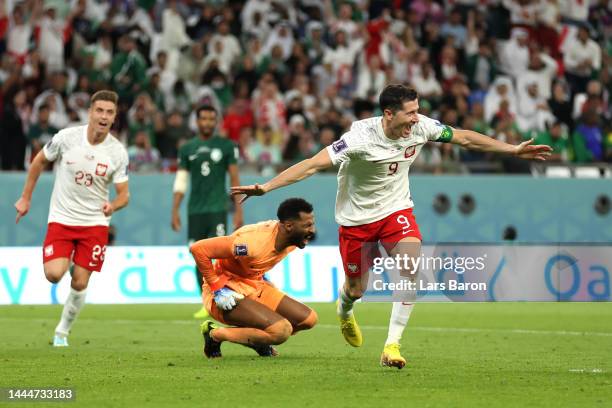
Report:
326,114,452,226
43,125,129,227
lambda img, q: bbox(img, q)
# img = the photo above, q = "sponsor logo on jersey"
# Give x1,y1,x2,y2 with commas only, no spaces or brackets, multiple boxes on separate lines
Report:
332,139,348,153
86,154,95,160
210,148,223,163
404,146,416,158
347,263,359,273
66,160,76,165
44,245,54,257
234,244,248,256
95,163,108,176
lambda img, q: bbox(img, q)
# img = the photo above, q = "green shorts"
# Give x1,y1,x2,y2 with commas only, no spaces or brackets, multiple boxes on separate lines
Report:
188,212,227,244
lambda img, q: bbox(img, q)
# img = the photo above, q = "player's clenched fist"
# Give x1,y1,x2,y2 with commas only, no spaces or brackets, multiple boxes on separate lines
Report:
213,287,244,310
14,197,30,223
102,202,114,216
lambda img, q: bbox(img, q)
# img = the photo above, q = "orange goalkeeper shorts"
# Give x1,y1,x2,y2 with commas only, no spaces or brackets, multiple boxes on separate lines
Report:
202,275,286,324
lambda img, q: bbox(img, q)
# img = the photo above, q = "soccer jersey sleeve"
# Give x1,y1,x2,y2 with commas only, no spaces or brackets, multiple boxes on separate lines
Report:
112,148,129,184
418,115,454,143
190,236,236,291
226,140,238,166
42,130,65,161
326,131,364,166
178,143,190,170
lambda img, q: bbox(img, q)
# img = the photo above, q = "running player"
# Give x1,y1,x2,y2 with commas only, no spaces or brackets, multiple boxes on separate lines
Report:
14,90,129,347
190,198,318,358
231,85,552,368
172,105,243,319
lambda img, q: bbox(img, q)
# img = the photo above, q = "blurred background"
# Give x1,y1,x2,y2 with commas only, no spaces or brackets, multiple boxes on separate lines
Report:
0,0,610,249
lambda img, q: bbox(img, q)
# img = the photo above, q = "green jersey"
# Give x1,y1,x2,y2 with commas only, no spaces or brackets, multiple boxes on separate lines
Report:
178,135,238,214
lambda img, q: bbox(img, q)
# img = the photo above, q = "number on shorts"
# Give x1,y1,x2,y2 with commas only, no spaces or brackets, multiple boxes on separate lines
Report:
92,245,107,262
201,161,210,177
397,215,412,234
387,162,399,175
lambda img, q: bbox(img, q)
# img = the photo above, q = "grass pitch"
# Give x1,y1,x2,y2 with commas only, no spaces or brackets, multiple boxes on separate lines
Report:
1,303,611,408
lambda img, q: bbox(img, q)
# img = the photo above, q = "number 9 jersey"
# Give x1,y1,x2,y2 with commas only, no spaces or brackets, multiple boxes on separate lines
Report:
43,125,129,227
326,114,453,227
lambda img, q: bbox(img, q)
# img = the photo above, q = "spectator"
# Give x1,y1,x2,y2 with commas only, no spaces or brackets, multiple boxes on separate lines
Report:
248,125,282,176
411,62,443,104
110,34,147,103
0,89,29,170
222,99,254,143
128,130,162,173
157,110,190,160
27,103,58,159
534,121,569,162
563,25,602,94
572,109,604,162
484,76,518,124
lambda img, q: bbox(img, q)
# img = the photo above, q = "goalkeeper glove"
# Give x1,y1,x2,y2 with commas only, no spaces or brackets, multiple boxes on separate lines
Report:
213,287,244,311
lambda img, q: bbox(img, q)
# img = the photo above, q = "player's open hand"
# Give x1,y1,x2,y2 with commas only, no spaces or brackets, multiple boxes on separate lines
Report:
513,138,553,161
230,184,267,203
102,202,114,216
14,197,30,223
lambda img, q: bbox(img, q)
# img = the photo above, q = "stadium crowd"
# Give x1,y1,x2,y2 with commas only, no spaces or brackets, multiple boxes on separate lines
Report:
0,0,610,174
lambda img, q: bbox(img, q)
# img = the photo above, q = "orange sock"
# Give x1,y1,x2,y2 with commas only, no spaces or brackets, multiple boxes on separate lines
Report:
211,319,292,346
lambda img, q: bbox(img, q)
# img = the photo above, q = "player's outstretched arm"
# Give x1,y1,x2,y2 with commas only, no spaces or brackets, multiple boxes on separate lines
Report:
231,148,333,202
228,164,244,230
450,129,553,160
14,150,50,223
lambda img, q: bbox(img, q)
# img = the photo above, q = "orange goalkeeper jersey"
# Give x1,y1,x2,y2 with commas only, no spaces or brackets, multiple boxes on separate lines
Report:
190,220,296,291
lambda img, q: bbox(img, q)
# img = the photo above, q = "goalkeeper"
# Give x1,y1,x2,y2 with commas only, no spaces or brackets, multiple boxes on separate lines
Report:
190,198,318,358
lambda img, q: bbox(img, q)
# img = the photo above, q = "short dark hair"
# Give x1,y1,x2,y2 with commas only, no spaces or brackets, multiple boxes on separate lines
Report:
90,90,118,107
196,105,217,118
379,84,418,113
277,198,313,222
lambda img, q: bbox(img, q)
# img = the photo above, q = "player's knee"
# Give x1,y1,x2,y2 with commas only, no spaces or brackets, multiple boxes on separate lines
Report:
71,278,89,291
296,309,318,332
43,268,63,284
266,319,293,344
346,286,364,299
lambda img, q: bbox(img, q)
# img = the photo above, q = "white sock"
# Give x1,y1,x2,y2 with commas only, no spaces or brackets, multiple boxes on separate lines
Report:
337,287,356,319
55,287,87,337
385,302,414,345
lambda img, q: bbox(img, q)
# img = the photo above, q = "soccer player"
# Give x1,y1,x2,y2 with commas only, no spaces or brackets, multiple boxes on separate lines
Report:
231,85,552,368
190,198,318,358
171,105,243,319
14,90,129,347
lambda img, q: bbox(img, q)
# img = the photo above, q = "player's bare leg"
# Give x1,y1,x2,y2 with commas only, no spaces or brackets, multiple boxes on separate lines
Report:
337,272,368,347
380,237,421,369
43,257,71,284
201,298,292,358
52,264,93,347
274,295,318,334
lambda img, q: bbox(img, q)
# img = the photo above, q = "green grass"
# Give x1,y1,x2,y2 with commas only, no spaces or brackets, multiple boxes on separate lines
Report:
1,303,611,408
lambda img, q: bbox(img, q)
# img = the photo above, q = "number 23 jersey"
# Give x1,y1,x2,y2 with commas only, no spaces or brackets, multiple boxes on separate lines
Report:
43,125,129,227
326,114,453,227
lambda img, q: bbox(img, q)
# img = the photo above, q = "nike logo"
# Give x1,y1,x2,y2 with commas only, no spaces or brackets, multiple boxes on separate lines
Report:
188,154,198,161
66,161,76,165
88,262,98,267
402,229,415,234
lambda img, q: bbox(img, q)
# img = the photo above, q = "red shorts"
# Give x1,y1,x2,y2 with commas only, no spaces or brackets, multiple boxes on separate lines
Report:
338,208,422,277
42,222,109,272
